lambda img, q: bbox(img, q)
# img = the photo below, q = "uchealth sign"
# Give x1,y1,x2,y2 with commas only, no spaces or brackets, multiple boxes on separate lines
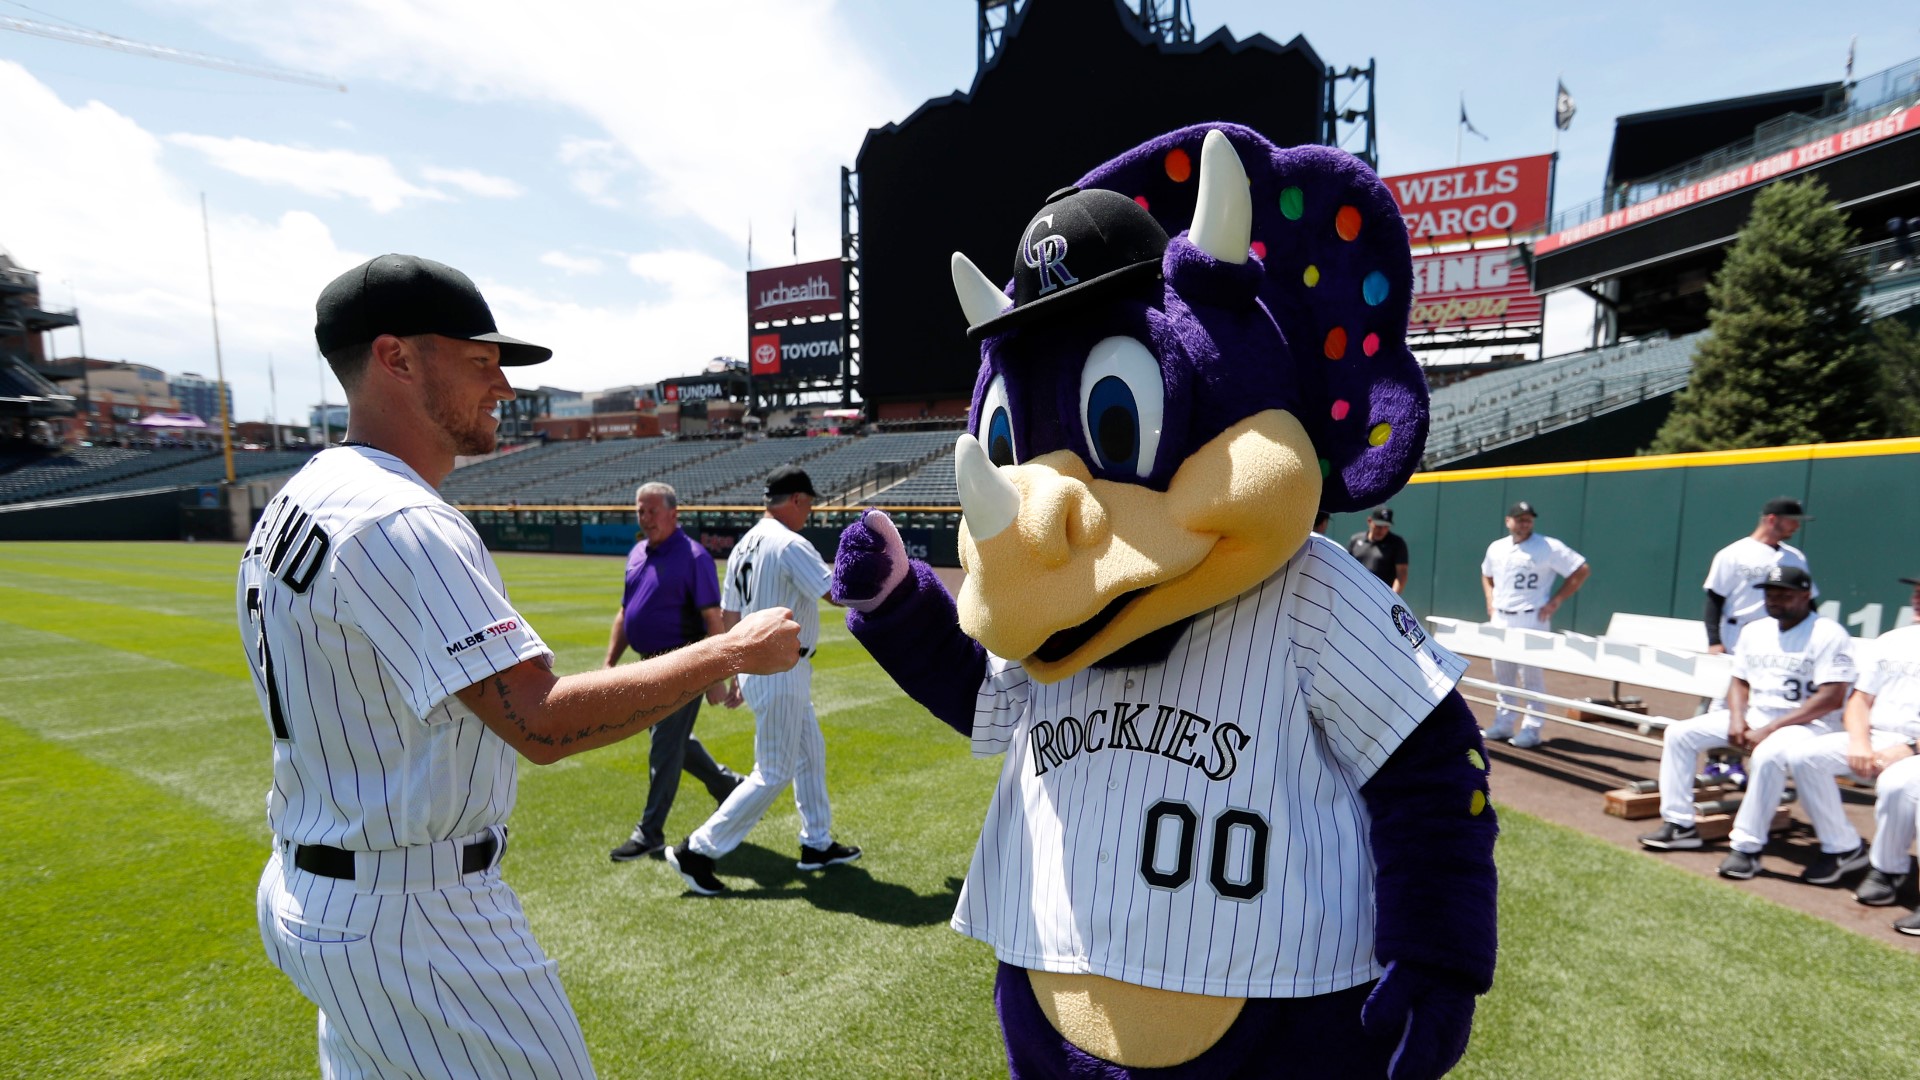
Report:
749,319,844,381
1534,107,1916,254
1407,249,1542,333
1383,154,1555,246
747,258,843,321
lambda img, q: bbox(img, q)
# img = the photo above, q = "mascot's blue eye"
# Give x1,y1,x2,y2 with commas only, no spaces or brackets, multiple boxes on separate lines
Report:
1087,376,1139,473
1078,336,1164,479
988,407,1015,468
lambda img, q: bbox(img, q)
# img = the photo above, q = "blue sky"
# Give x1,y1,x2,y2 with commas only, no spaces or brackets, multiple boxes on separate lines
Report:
0,0,1908,423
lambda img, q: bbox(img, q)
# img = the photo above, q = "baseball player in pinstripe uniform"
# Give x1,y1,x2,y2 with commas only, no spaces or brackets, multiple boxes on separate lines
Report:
246,255,801,1078
832,128,1499,1078
1637,565,1856,877
1479,501,1590,749
666,466,860,895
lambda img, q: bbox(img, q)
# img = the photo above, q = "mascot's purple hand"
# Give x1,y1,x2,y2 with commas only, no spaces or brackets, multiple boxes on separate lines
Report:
833,509,911,613
1361,960,1477,1080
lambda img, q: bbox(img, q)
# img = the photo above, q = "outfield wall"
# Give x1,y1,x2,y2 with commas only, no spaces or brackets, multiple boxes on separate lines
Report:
1325,438,1920,638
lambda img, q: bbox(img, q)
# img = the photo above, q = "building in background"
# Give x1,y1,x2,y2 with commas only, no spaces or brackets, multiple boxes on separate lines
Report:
168,371,232,426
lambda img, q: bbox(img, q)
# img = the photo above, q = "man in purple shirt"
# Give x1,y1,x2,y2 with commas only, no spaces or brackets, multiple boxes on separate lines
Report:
606,481,745,861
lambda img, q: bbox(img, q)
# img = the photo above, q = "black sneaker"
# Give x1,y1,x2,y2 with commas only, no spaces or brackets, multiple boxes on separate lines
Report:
1895,909,1920,937
797,841,862,871
610,836,665,862
1638,822,1703,851
1717,850,1761,880
665,844,727,896
1855,867,1909,907
1802,843,1872,886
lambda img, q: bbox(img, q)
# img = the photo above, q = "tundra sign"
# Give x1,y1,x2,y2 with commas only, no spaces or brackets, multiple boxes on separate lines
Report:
1383,154,1555,246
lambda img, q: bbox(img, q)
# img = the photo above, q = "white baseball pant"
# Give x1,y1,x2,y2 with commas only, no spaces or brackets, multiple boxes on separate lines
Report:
1489,608,1549,737
687,660,833,857
1656,709,1838,833
1870,755,1920,876
257,832,595,1079
1774,730,1913,856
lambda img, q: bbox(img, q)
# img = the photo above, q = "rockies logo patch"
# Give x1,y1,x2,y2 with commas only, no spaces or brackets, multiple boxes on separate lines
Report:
1390,605,1426,649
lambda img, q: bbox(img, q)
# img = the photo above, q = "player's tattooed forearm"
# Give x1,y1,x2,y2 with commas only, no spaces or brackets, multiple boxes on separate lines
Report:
493,675,555,748
553,689,704,747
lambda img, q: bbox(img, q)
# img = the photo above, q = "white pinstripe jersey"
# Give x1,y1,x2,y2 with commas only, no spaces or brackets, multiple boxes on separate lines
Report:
1858,625,1920,734
955,534,1468,998
1731,613,1855,722
235,446,552,850
722,516,831,651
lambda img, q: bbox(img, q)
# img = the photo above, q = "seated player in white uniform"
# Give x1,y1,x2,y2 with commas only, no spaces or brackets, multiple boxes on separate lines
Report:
1478,500,1589,748
1781,576,1920,907
1637,565,1856,879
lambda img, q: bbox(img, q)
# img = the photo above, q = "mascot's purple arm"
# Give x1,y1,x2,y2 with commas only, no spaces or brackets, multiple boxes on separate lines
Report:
835,515,1496,1080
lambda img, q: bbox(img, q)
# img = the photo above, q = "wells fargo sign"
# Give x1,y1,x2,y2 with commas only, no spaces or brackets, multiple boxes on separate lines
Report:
1407,249,1541,333
1534,107,1915,254
1383,154,1555,246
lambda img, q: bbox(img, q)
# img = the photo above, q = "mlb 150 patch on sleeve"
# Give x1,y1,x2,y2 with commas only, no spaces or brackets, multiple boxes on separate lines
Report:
445,618,521,657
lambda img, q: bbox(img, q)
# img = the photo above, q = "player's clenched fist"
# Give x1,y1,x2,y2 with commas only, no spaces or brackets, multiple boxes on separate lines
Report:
729,606,803,674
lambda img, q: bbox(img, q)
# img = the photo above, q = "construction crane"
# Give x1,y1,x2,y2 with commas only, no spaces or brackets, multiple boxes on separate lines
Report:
0,15,344,91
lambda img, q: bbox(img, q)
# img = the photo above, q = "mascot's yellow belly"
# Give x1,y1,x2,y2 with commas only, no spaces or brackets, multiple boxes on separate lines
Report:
1028,970,1245,1068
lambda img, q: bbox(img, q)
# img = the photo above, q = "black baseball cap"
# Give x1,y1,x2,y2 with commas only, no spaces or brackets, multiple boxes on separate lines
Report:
764,465,819,500
966,186,1168,341
1758,565,1814,590
1369,507,1393,524
1762,496,1811,520
1507,501,1537,518
315,254,552,366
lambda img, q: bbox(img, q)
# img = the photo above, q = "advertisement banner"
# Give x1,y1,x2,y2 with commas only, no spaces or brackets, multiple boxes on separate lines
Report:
747,258,842,322
1407,249,1542,333
1383,154,1555,246
1534,107,1916,254
659,377,730,405
749,319,844,381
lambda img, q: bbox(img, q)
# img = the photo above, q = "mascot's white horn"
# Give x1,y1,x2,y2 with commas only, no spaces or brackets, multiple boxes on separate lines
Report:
954,432,1020,543
1190,129,1252,265
951,252,1013,329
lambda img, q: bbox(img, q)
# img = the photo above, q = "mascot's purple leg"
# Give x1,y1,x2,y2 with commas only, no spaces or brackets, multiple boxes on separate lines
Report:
995,964,1391,1079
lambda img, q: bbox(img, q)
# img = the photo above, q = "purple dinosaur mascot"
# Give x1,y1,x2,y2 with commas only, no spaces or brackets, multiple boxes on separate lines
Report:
832,124,1497,1079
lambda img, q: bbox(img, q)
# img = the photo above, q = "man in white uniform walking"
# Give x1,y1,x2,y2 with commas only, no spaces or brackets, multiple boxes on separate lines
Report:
667,466,860,895
1479,501,1590,748
244,254,801,1078
1702,497,1814,655
1636,565,1856,874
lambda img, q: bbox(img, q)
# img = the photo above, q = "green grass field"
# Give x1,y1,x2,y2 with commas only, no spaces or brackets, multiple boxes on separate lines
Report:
5,541,1920,1079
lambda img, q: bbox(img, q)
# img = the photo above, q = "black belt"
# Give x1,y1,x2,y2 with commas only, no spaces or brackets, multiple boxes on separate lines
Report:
799,646,812,659
293,831,502,881
1499,609,1534,615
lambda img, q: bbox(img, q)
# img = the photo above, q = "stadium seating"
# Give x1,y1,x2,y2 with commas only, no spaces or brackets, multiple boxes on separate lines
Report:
1422,331,1706,467
0,446,320,506
707,430,959,503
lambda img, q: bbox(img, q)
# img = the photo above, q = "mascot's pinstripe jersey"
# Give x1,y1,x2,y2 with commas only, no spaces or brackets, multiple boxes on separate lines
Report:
832,125,1498,1079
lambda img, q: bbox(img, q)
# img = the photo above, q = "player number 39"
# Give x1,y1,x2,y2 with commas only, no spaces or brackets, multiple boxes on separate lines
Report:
1139,800,1270,901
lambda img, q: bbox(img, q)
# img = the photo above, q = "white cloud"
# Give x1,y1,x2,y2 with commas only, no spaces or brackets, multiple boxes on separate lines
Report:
183,0,910,253
168,133,448,213
557,137,631,208
0,62,753,420
538,251,605,275
420,165,523,199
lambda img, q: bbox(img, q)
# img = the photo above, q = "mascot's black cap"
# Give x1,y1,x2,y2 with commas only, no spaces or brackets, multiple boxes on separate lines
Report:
315,254,552,366
967,186,1168,341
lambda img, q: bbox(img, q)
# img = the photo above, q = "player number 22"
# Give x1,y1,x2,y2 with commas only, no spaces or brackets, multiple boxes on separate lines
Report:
1511,571,1539,590
1139,800,1270,901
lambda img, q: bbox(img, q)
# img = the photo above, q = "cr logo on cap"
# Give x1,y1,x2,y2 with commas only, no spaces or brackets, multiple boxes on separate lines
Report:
1022,214,1079,297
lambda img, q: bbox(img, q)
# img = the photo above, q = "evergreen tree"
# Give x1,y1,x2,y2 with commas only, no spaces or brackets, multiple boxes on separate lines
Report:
1871,317,1920,437
1647,178,1887,454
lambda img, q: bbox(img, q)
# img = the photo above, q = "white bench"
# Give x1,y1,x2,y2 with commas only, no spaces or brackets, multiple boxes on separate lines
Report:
1604,612,1709,654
